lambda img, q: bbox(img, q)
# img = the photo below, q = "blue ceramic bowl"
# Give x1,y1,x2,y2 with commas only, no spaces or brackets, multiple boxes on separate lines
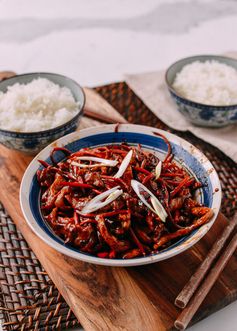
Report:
0,73,85,154
166,55,237,127
20,124,221,267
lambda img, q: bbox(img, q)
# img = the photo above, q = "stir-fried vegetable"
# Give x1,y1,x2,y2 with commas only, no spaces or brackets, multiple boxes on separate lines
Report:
155,161,162,179
131,179,167,222
72,156,118,168
81,186,123,214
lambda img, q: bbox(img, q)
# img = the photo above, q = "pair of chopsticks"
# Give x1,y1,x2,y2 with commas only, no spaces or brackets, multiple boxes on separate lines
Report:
174,213,237,330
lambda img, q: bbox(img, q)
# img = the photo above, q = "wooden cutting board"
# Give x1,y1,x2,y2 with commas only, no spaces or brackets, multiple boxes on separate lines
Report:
0,90,237,331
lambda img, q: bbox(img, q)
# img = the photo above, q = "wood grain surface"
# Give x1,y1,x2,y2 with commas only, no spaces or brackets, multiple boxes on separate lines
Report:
0,90,237,331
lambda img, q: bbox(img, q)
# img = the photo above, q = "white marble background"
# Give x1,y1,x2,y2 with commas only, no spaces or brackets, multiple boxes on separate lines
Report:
0,0,237,330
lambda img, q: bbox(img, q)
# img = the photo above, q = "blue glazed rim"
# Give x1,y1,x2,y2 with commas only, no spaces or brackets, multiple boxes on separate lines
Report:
0,72,85,136
20,124,221,267
165,54,237,110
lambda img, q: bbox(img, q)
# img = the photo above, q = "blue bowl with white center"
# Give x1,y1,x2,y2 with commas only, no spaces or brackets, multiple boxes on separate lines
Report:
20,124,221,267
0,72,85,154
166,55,237,127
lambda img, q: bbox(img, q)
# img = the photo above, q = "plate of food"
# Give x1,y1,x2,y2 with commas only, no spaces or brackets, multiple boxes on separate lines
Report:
20,124,221,266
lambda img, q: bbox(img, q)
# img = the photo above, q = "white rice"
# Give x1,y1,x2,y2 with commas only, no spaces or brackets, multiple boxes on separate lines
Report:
0,78,79,132
172,60,237,106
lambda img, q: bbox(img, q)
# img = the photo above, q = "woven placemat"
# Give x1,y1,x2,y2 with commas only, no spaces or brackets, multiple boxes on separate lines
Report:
0,203,79,330
0,82,236,330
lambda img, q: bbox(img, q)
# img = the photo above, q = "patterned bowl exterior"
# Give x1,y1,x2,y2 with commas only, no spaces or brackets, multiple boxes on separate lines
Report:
169,90,237,127
166,55,237,127
0,72,85,154
20,124,222,267
0,115,83,154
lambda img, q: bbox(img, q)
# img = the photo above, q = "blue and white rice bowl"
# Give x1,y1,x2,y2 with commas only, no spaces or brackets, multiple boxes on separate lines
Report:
20,124,222,267
0,72,85,154
166,55,237,127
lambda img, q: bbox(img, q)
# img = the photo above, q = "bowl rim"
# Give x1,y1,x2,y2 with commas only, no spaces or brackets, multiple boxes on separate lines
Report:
19,124,222,267
0,72,86,135
165,54,237,109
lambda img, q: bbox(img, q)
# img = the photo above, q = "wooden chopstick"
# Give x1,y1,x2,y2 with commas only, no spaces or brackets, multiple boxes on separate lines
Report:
174,229,237,330
84,108,128,124
175,213,237,309
0,71,16,81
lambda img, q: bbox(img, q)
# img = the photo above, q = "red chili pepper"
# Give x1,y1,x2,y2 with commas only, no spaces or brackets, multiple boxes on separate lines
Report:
97,252,109,258
38,159,51,168
80,219,97,226
109,250,116,258
50,147,71,165
170,177,191,197
109,149,127,155
162,172,184,178
114,123,120,133
165,179,182,185
92,188,103,195
185,178,195,187
129,228,145,255
153,132,172,162
96,146,110,152
74,211,79,225
194,181,202,188
142,173,154,185
61,181,93,188
102,176,129,191
134,166,151,175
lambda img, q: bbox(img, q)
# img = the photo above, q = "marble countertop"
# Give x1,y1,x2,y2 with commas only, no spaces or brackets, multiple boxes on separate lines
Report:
0,0,237,330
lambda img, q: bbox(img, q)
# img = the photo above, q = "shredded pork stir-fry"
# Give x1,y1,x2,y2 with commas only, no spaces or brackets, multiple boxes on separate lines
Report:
37,135,213,259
